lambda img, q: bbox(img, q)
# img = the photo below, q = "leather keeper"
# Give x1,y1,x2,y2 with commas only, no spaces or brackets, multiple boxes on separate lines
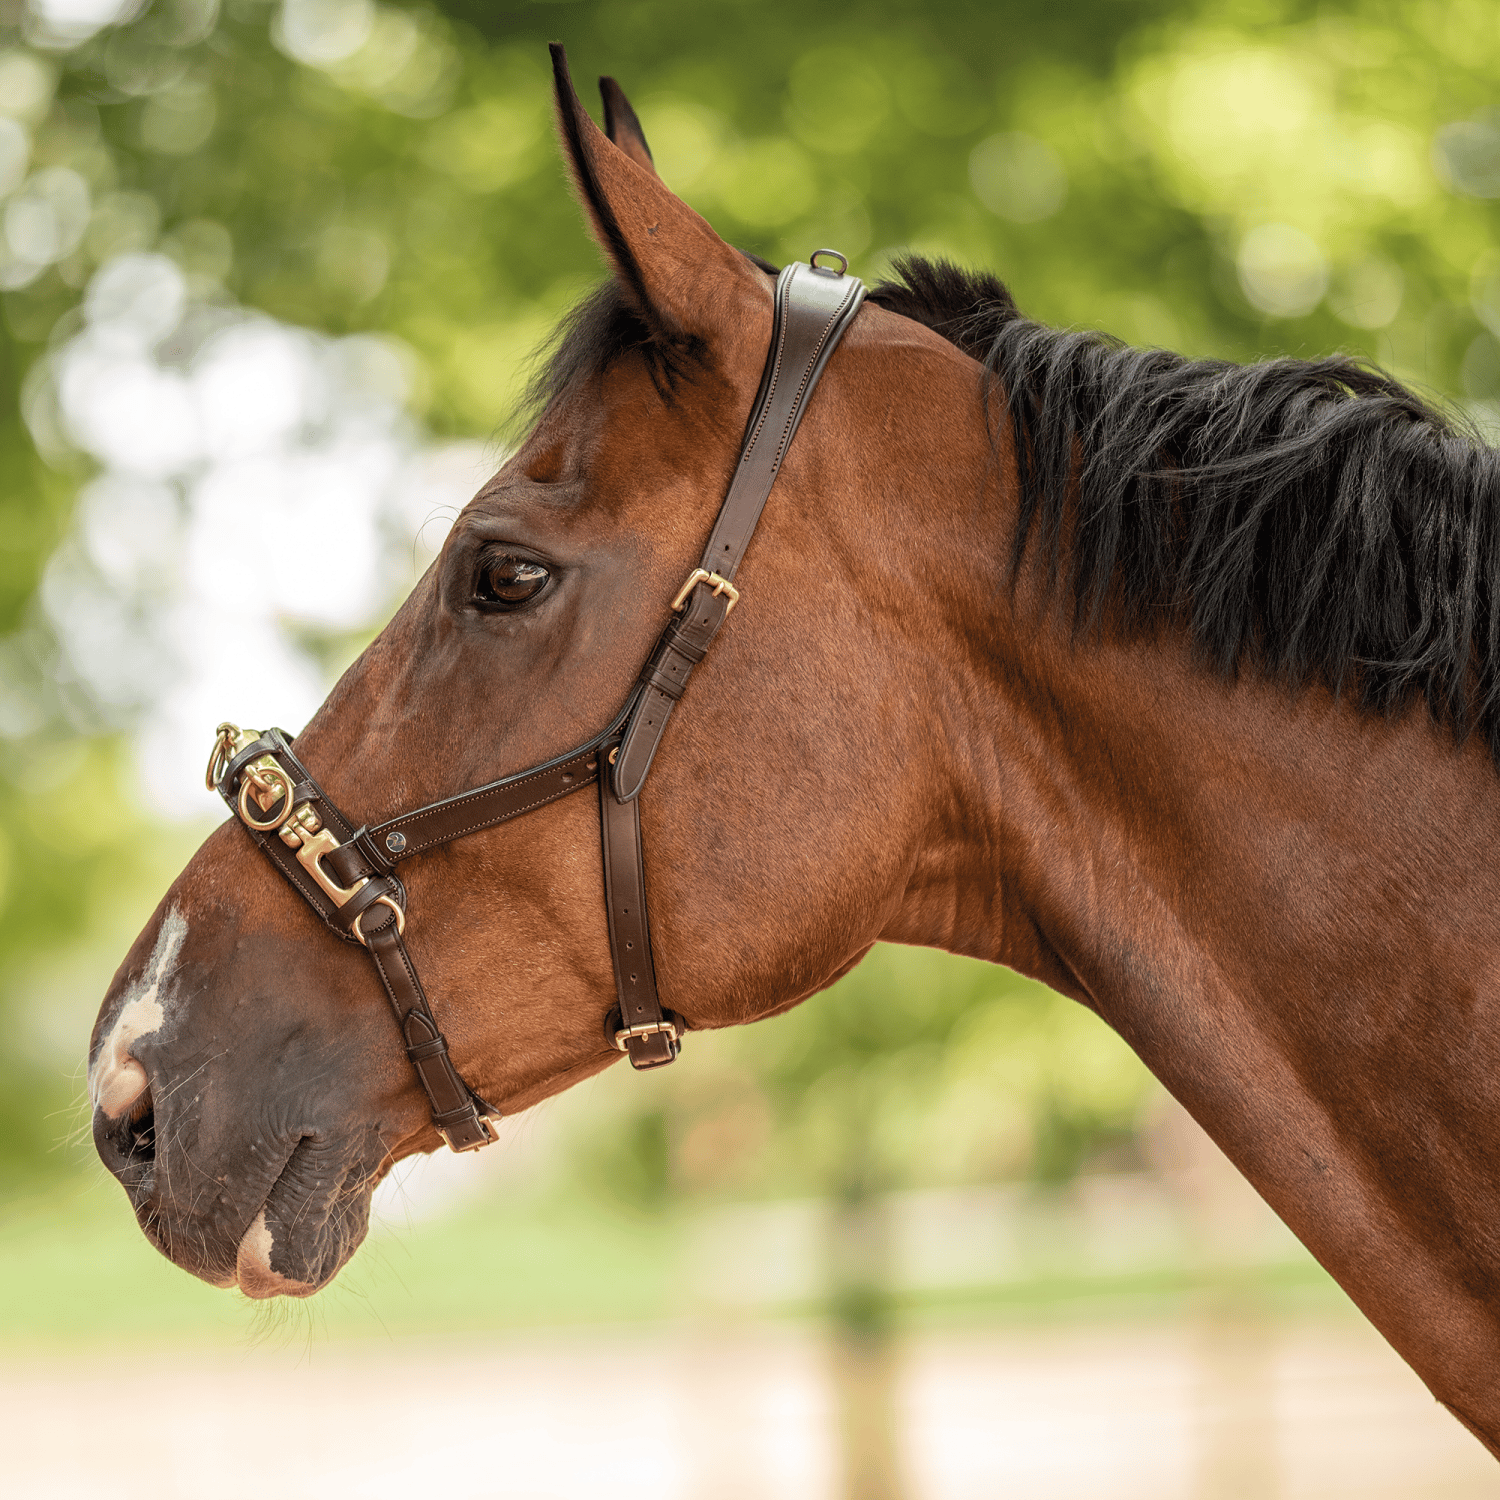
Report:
613,587,732,800
221,733,281,793
327,876,403,936
640,664,688,702
324,829,396,888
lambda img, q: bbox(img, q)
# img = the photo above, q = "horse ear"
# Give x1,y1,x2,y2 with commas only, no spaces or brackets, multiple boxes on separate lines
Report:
599,75,656,176
550,44,766,345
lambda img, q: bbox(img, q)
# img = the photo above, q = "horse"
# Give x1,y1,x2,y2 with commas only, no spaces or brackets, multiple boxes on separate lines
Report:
88,46,1500,1458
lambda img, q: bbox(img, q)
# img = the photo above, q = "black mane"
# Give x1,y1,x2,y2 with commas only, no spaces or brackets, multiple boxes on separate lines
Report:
540,254,1500,761
875,256,1500,763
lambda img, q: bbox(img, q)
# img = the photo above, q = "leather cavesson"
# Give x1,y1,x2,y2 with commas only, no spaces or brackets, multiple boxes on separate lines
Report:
211,257,866,1150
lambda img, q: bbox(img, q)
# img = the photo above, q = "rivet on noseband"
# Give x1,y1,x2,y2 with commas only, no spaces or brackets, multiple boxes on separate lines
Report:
385,832,407,855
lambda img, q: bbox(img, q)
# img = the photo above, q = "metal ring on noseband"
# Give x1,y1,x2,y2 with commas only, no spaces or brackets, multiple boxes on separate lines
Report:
238,767,295,831
353,894,406,947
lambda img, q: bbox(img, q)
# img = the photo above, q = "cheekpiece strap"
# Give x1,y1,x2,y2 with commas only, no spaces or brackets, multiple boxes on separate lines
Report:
612,259,865,801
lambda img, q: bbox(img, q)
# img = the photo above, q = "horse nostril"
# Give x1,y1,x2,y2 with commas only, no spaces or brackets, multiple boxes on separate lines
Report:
124,1087,156,1162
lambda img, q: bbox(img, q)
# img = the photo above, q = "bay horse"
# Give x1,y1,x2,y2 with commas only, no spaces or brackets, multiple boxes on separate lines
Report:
89,47,1500,1457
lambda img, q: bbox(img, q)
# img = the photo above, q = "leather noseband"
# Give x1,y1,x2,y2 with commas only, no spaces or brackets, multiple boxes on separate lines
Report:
206,254,865,1151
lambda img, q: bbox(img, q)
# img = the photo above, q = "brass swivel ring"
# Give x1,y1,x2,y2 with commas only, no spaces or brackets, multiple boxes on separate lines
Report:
238,767,294,831
353,894,406,947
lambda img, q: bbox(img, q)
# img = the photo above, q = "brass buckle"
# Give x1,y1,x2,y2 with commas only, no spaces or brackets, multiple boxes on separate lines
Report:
611,1017,680,1053
670,568,739,615
438,1115,498,1153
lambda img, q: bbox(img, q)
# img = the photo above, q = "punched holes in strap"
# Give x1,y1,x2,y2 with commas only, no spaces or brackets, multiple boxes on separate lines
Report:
613,585,732,800
599,762,679,1070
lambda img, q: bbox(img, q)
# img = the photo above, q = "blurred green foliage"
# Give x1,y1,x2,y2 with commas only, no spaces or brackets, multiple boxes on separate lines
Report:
576,951,1153,1211
2,0,1498,1197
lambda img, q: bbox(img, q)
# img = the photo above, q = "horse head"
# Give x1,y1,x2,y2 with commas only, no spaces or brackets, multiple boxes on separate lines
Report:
88,49,996,1298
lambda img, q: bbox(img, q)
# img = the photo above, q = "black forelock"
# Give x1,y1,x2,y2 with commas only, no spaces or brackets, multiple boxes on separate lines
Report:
525,249,780,416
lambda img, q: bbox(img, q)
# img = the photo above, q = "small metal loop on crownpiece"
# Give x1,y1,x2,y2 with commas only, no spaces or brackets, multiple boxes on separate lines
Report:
670,568,740,615
810,248,848,276
353,894,405,947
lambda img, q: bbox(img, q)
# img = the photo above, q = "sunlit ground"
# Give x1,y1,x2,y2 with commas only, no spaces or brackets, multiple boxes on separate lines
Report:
4,1138,1493,1499
8,1316,1489,1500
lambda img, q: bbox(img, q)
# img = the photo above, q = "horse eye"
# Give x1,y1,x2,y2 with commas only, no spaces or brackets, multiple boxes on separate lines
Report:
475,554,550,609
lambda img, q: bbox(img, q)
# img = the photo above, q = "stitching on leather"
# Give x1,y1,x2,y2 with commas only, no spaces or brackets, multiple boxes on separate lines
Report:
401,776,594,856
739,274,792,464
374,753,596,847
708,273,858,570
771,291,857,470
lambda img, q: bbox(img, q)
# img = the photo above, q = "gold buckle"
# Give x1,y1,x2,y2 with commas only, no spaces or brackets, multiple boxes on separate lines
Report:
670,568,739,615
612,1018,679,1052
439,1115,498,1153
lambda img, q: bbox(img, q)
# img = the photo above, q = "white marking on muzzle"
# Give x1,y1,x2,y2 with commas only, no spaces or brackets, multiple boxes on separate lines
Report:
89,908,188,1120
235,1210,317,1299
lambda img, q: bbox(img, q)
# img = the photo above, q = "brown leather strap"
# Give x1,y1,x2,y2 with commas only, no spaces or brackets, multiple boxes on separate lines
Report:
701,260,868,577
598,754,679,1068
324,737,611,889
612,260,865,800
363,911,497,1152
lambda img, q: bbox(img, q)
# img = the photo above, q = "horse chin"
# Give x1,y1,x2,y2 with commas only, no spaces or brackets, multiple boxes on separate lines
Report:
232,1135,377,1300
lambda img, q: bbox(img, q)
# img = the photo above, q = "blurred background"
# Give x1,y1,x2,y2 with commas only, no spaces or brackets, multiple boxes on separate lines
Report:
1,0,1498,1495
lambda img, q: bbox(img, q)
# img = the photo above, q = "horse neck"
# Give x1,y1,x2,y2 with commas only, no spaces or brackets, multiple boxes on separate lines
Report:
904,539,1500,1438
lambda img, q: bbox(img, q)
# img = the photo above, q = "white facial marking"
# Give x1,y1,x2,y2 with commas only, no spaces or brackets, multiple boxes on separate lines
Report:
89,909,188,1119
235,1210,316,1300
